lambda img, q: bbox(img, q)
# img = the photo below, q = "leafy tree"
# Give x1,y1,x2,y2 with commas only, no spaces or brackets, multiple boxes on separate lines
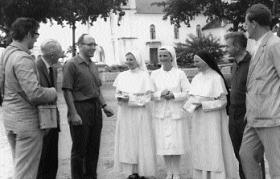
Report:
176,34,225,67
153,0,273,31
0,0,126,54
0,0,53,46
48,0,126,56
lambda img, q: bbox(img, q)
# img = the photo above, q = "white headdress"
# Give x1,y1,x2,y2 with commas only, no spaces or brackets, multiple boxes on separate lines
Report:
125,50,147,71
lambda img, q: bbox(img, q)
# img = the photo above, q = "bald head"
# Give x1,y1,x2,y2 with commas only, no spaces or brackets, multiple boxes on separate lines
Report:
40,39,63,65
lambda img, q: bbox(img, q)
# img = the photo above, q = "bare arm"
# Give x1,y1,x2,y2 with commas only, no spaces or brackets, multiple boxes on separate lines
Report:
63,89,82,125
99,90,114,117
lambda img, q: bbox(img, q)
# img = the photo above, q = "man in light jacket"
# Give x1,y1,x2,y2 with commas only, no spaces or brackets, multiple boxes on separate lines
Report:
240,4,280,179
0,17,57,179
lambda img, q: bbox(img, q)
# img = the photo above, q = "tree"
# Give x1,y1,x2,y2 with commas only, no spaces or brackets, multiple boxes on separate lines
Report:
0,0,126,54
176,34,224,67
48,0,126,56
0,0,53,46
153,0,273,31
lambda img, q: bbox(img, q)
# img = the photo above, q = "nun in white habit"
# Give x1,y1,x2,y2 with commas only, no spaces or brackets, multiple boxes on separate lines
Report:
151,46,191,179
184,50,239,179
113,50,156,178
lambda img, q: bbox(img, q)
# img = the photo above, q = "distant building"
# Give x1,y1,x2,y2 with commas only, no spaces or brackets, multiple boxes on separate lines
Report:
85,0,231,65
35,0,231,65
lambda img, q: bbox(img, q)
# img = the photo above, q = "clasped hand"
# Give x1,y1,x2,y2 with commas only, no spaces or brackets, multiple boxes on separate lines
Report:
161,89,174,100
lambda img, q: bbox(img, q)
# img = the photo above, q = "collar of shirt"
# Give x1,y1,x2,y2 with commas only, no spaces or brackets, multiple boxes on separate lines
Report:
77,54,91,65
253,31,269,58
10,41,31,55
41,56,51,73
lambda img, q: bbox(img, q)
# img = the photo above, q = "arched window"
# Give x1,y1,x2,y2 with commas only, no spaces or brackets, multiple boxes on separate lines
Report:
150,24,156,39
174,26,179,39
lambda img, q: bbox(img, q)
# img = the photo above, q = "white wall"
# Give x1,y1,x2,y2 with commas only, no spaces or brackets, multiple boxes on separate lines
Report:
33,12,224,65
103,11,210,64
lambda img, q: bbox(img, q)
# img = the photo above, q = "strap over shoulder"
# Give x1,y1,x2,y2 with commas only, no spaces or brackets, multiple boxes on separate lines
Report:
0,47,20,101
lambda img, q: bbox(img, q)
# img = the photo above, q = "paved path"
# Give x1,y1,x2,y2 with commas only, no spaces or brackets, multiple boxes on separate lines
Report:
0,85,270,179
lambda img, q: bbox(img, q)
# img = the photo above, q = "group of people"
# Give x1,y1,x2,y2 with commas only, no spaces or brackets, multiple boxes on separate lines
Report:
1,2,280,179
113,43,238,179
0,18,113,179
113,3,280,179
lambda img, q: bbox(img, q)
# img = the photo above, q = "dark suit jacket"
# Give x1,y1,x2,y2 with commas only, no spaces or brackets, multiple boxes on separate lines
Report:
36,56,60,129
36,56,58,89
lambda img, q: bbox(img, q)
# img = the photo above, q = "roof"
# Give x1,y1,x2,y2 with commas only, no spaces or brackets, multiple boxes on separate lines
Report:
136,0,165,14
201,18,222,31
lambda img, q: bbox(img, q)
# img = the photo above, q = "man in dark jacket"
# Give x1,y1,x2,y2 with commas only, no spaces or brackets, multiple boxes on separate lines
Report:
36,39,63,179
225,31,265,179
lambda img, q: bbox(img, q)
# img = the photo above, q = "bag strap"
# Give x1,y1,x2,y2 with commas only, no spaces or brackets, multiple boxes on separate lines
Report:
1,47,19,94
0,47,29,104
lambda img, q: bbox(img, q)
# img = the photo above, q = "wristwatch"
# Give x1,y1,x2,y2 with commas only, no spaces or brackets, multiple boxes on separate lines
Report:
101,104,107,109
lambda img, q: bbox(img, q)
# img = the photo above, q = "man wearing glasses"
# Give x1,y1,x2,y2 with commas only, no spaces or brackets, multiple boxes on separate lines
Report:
62,33,113,179
0,17,57,178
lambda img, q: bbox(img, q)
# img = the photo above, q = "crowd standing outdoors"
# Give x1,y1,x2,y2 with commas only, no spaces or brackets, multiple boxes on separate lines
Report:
0,3,280,179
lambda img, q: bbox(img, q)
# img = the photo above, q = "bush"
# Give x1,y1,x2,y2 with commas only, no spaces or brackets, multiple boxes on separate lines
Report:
104,64,129,72
176,34,225,67
146,63,161,71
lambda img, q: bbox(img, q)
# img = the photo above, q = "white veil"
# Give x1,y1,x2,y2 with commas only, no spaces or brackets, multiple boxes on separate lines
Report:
125,50,147,71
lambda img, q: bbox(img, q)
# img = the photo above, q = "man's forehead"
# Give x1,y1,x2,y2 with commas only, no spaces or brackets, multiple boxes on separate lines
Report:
83,35,95,43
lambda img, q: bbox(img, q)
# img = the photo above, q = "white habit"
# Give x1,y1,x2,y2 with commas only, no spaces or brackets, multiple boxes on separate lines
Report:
187,69,239,179
113,68,156,176
151,67,191,155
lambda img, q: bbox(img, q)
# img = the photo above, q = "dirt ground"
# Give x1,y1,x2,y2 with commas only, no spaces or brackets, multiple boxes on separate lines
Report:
0,85,193,179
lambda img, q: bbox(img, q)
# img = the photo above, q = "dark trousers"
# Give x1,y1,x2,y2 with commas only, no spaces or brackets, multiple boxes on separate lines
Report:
229,106,247,179
70,100,102,179
229,106,265,179
37,128,59,179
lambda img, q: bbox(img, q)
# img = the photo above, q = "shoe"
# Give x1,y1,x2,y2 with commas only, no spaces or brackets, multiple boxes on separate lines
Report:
128,173,139,179
166,173,173,179
173,174,180,179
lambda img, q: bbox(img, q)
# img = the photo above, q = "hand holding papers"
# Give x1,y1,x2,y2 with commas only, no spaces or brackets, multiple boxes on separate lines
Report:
116,91,129,103
183,96,204,113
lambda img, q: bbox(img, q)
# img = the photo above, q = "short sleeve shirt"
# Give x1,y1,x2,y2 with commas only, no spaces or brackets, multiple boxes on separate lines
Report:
62,55,102,101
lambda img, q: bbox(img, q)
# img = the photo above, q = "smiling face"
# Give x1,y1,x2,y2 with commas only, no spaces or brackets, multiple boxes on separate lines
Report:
158,49,173,66
225,38,239,57
79,35,97,58
193,55,208,71
125,53,139,70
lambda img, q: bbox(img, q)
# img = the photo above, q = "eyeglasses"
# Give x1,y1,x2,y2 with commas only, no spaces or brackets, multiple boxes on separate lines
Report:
81,43,97,47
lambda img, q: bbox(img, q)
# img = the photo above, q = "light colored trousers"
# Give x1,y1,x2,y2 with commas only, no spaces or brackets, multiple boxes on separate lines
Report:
6,129,43,179
240,125,280,179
